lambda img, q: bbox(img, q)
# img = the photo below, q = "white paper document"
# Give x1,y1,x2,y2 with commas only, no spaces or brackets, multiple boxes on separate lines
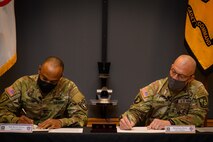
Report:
196,127,213,132
33,128,49,132
117,126,165,133
48,128,83,133
32,124,83,133
32,125,49,132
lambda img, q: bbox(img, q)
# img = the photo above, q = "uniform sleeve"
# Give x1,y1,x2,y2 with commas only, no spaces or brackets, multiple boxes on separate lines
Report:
59,84,88,127
121,81,159,126
169,84,208,127
0,80,22,123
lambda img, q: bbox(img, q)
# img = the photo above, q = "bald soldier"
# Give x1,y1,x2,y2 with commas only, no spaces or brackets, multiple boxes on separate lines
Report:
119,55,208,130
0,56,88,128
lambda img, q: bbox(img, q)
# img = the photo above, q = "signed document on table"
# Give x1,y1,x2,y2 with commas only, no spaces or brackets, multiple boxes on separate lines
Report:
117,127,165,133
196,127,213,132
32,125,49,132
32,125,83,133
48,128,83,133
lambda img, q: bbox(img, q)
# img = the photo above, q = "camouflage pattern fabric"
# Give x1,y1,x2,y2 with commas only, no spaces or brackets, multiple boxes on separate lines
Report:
0,75,88,127
121,77,208,127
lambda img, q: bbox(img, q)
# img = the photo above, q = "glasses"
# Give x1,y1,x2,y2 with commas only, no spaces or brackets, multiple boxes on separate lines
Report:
170,68,192,81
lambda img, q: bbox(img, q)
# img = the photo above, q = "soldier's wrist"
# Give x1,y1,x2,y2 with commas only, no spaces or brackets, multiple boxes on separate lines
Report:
11,116,19,123
59,119,65,127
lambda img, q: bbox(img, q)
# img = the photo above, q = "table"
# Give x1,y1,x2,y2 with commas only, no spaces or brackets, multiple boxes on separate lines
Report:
0,127,212,142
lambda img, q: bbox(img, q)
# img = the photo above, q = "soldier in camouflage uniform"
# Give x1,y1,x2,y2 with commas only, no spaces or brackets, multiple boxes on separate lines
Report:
0,56,88,128
119,55,208,130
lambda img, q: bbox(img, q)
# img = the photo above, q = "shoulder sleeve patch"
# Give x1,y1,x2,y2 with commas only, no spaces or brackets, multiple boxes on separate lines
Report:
78,99,88,111
140,87,149,100
5,86,15,97
198,96,208,108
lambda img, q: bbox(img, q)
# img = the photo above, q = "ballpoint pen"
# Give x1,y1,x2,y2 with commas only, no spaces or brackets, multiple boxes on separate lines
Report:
22,108,27,115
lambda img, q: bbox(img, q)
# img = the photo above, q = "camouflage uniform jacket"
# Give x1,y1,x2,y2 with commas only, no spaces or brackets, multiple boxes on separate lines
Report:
122,77,208,127
0,75,88,127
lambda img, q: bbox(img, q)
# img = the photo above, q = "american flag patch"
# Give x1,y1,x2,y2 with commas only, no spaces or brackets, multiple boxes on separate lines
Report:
5,86,15,97
140,87,149,100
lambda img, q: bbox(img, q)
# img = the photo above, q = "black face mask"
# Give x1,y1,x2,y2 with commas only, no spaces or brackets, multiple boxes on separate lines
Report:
37,77,57,94
168,75,187,92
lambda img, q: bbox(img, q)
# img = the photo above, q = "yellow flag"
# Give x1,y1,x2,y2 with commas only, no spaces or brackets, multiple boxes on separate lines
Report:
185,0,213,70
0,0,17,76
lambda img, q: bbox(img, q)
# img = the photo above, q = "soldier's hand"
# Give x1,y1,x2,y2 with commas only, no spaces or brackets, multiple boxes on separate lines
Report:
119,116,135,130
37,119,62,129
147,119,171,130
18,115,34,124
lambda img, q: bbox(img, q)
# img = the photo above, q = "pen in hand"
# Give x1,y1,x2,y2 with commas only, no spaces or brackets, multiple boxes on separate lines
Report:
19,108,34,124
127,115,130,121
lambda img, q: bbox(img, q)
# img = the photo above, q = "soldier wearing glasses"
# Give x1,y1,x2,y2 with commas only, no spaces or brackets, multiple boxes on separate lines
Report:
120,55,208,130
